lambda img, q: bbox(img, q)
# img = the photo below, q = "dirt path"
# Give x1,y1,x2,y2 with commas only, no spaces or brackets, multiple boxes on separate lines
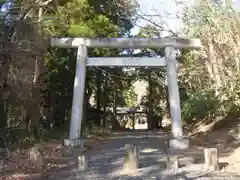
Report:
50,130,169,180
3,130,240,180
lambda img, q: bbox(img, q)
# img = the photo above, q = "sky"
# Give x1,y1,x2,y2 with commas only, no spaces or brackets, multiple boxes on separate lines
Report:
131,0,240,36
130,0,193,36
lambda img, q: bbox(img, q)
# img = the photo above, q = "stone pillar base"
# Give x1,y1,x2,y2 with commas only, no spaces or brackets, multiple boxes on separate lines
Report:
166,155,179,169
63,138,85,148
169,138,189,150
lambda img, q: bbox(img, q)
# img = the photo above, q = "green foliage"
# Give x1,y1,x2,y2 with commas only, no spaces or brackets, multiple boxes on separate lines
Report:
0,0,6,8
181,90,219,124
181,83,240,126
41,0,138,128
82,125,110,138
0,0,140,150
0,126,67,150
179,1,240,127
123,87,137,107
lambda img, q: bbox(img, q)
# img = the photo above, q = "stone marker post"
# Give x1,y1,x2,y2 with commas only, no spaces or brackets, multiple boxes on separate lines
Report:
77,153,88,171
124,144,140,170
204,148,219,171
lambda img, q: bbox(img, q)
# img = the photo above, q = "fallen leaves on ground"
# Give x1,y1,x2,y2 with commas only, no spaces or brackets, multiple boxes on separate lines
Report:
2,135,107,180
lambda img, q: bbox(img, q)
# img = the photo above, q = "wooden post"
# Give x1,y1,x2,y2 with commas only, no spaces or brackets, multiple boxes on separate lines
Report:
124,144,139,170
77,154,88,171
204,148,219,171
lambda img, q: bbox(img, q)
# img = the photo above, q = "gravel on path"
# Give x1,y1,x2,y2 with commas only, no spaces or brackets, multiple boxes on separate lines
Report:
49,131,240,180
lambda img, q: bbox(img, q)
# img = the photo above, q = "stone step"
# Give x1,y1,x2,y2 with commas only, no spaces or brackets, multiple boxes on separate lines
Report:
166,148,205,165
167,147,204,156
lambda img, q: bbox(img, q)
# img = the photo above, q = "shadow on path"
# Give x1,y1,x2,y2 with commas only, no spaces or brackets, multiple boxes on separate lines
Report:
50,131,240,180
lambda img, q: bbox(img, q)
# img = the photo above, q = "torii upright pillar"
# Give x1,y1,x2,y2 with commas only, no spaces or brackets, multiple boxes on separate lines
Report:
165,46,189,149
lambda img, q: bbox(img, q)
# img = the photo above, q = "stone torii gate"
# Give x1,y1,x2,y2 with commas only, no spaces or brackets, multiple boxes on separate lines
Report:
51,37,202,149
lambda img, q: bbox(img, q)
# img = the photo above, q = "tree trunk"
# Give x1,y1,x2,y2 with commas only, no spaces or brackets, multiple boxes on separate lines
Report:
207,42,222,93
25,7,44,134
112,82,118,129
103,77,108,128
96,69,102,127
26,58,41,130
147,73,153,129
0,99,7,130
83,79,92,128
